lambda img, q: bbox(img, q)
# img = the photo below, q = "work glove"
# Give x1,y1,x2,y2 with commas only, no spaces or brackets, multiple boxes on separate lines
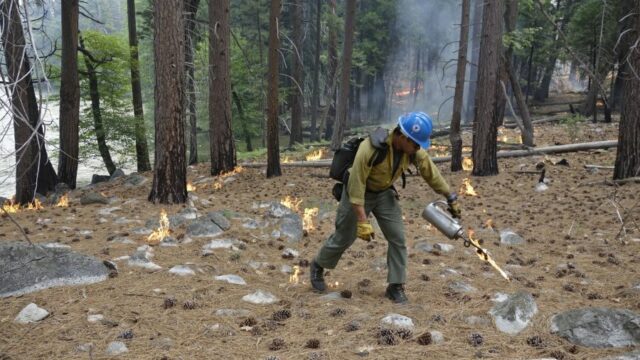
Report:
447,193,462,219
356,221,375,241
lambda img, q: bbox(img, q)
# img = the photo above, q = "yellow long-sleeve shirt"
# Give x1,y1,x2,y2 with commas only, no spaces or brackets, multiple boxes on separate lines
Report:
346,132,451,205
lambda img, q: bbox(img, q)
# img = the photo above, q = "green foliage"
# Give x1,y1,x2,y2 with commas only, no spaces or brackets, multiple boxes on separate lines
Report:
503,27,543,54
354,1,396,75
560,114,585,141
77,30,138,169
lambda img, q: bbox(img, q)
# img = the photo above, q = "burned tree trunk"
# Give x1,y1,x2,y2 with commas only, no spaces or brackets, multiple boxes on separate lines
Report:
1,0,58,203
464,0,483,123
330,0,357,150
184,0,200,165
266,0,282,178
451,0,470,172
309,0,321,141
289,0,304,146
58,0,80,189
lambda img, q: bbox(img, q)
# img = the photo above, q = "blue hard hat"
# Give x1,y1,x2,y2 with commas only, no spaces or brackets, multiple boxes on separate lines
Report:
398,112,433,149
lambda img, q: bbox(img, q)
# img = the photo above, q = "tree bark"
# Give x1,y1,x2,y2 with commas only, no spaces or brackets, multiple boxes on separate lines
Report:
58,0,80,189
148,0,187,204
310,0,321,142
472,0,503,176
1,0,58,204
451,0,470,172
266,0,282,177
613,1,640,180
184,0,200,165
322,0,338,141
209,0,236,175
126,0,151,172
289,0,304,146
330,0,357,150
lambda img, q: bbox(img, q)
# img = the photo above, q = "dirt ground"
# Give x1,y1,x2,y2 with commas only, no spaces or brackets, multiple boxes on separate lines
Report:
1,104,639,360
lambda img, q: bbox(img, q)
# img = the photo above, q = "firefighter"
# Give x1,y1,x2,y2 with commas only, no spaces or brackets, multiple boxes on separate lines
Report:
310,112,461,304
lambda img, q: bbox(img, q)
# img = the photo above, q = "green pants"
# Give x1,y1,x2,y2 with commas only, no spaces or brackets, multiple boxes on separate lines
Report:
315,188,407,284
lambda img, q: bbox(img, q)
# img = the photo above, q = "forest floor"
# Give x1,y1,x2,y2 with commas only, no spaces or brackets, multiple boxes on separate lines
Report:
1,92,639,360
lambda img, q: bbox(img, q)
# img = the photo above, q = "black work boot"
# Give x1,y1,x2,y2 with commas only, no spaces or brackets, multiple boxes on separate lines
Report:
310,261,326,292
385,284,408,304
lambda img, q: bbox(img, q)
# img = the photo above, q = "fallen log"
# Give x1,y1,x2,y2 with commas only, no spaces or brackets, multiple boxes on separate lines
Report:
584,164,614,170
240,140,618,168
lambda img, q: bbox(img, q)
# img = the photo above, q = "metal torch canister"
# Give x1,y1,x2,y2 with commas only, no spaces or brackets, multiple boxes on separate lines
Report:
421,200,463,239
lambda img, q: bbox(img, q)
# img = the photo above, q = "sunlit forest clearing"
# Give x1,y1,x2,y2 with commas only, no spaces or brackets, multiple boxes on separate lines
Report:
1,0,639,359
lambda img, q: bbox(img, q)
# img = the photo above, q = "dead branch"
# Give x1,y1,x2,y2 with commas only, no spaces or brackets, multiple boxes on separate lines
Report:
584,164,615,170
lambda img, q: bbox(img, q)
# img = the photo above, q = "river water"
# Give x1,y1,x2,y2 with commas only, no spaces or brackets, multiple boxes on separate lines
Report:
0,101,135,198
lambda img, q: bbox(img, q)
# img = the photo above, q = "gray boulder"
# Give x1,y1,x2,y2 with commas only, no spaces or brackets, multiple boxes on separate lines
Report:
278,213,303,243
266,202,295,218
91,174,110,185
551,307,640,348
124,174,148,187
206,211,231,230
600,350,640,360
413,241,433,253
489,291,537,335
0,242,109,298
109,168,126,181
187,218,224,237
80,192,109,205
499,229,525,245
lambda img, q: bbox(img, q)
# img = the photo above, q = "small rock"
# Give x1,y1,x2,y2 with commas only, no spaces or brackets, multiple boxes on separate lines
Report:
449,281,477,293
76,343,94,353
151,337,173,351
215,274,247,285
430,330,445,344
80,192,109,205
499,229,525,245
105,341,128,356
242,290,278,304
215,309,251,317
87,314,104,323
434,243,454,253
169,265,195,276
14,303,49,324
380,313,415,331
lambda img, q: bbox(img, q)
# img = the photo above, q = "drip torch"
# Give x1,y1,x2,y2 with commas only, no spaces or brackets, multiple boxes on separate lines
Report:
421,201,510,281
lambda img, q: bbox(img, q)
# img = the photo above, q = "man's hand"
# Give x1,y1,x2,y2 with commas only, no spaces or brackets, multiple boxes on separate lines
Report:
447,192,462,219
356,221,375,241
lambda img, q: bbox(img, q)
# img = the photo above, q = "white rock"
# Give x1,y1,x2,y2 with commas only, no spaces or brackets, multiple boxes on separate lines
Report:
168,265,195,276
242,290,278,304
282,248,299,258
535,182,548,192
430,330,445,344
87,314,104,323
14,303,49,324
76,343,94,353
434,243,454,252
215,274,246,285
380,313,415,331
202,239,242,253
36,218,52,225
42,242,71,249
79,230,93,235
98,207,121,216
105,341,128,356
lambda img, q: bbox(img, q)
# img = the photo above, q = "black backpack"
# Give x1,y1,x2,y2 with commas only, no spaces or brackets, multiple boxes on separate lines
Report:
329,131,388,201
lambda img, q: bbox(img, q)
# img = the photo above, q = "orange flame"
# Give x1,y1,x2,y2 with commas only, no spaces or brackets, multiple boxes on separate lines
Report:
56,194,69,207
468,229,510,281
147,209,170,245
460,178,478,196
289,265,300,284
484,218,494,230
281,196,302,212
1,199,20,213
462,157,473,171
187,182,196,192
26,199,43,210
282,156,293,164
303,207,319,232
305,149,324,161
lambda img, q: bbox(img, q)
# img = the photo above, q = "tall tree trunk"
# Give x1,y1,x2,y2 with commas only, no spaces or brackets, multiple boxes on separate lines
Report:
322,0,338,140
80,45,116,175
465,0,483,124
613,1,640,180
525,44,535,102
58,0,80,189
126,0,151,172
1,0,57,204
451,0,470,172
148,0,187,204
373,71,386,121
209,0,237,175
184,0,200,165
310,0,321,142
232,90,253,152
256,2,266,148
266,0,282,177
289,0,304,146
472,0,503,176
330,0,357,150
412,47,421,108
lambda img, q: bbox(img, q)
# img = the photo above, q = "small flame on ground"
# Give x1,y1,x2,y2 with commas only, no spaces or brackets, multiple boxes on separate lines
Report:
281,196,303,212
484,218,494,230
289,265,300,284
26,199,43,210
187,182,196,192
303,207,319,232
2,199,20,213
147,209,170,245
305,149,324,161
282,156,293,164
56,194,69,207
468,229,510,281
460,178,478,196
462,157,473,171
213,181,223,190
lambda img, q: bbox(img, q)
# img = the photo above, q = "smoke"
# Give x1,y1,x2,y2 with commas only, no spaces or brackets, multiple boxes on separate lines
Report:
385,0,462,129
